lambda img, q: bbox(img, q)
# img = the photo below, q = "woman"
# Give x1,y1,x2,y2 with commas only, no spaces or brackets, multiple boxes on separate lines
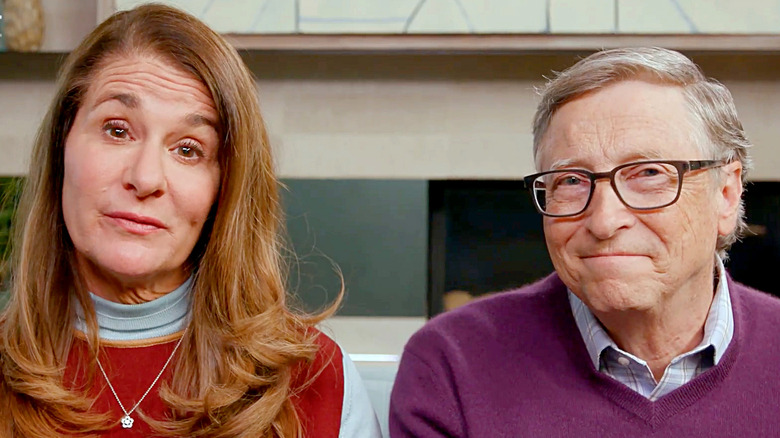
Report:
0,4,380,437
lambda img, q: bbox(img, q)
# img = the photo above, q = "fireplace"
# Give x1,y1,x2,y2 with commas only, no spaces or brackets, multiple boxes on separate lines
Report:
428,180,553,316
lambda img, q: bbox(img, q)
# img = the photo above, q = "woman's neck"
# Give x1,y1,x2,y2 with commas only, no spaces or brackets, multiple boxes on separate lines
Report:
74,252,190,304
73,276,192,341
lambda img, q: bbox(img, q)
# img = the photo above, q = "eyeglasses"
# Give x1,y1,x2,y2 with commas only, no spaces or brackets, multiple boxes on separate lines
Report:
523,159,729,218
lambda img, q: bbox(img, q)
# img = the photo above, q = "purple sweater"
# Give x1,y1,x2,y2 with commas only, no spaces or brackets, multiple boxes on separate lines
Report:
390,273,780,437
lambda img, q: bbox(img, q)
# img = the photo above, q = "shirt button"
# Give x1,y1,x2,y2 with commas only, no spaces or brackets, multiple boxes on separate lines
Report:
617,356,631,366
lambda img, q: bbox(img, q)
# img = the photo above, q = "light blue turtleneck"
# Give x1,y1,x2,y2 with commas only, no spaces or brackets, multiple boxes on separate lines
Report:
72,276,192,341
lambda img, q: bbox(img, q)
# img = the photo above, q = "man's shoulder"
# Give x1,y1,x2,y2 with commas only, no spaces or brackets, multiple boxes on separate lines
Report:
439,272,565,322
404,273,568,356
730,279,780,321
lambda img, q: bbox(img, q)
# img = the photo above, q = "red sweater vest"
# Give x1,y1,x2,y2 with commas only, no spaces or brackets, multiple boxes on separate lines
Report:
64,330,344,437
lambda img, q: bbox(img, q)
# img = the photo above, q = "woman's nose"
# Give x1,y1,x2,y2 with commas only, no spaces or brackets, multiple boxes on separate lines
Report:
122,141,167,198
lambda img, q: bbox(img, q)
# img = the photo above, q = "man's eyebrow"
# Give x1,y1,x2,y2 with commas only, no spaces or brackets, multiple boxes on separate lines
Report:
547,151,666,171
96,92,139,109
549,158,576,170
185,113,218,130
634,151,665,160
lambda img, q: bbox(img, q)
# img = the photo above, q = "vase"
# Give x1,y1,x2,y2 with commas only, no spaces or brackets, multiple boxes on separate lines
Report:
4,0,44,52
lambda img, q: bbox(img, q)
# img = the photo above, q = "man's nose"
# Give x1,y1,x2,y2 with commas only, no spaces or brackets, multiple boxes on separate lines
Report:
582,181,635,239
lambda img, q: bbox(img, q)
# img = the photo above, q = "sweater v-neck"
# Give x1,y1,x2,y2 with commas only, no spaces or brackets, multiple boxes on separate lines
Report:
553,274,741,426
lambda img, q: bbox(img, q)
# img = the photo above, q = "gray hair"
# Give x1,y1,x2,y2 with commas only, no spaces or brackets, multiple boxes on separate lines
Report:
532,47,752,259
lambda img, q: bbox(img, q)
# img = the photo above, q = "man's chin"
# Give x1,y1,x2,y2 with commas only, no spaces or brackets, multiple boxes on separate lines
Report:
578,278,657,314
580,255,652,273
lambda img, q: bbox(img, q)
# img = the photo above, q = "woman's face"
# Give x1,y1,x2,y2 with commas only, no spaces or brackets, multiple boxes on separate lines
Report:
62,54,221,300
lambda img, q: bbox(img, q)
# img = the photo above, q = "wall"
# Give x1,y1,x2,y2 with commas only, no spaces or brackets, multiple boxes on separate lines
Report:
5,2,780,358
5,53,780,180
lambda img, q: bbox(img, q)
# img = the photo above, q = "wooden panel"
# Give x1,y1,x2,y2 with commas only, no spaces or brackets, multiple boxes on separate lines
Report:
225,33,780,54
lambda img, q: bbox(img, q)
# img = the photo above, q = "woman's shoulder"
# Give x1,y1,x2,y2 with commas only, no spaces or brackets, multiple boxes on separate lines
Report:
310,328,342,361
294,328,344,392
292,328,345,438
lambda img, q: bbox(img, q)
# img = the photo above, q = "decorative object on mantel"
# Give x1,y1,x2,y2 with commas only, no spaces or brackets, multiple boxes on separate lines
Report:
3,0,43,52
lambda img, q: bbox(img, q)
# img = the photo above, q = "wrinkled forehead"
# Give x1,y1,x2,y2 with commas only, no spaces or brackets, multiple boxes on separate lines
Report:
87,51,208,96
534,80,704,171
83,52,222,134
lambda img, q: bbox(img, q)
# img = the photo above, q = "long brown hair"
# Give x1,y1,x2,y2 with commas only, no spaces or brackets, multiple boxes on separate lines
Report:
0,4,340,437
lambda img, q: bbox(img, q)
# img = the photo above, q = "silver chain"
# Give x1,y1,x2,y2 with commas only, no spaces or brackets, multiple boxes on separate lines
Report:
95,331,186,429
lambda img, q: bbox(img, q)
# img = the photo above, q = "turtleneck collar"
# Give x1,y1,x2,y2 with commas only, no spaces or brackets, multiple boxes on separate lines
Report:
73,276,192,341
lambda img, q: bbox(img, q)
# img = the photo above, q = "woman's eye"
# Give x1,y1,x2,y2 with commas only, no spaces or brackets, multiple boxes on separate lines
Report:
178,146,194,157
103,122,129,139
175,143,203,159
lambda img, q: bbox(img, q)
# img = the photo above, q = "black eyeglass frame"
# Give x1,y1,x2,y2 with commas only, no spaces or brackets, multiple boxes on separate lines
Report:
522,159,730,218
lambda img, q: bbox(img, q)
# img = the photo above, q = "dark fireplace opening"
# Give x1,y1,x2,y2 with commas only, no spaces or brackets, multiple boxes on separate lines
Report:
428,180,780,318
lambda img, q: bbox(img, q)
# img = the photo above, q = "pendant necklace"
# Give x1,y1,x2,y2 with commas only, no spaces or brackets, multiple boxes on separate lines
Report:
95,332,185,429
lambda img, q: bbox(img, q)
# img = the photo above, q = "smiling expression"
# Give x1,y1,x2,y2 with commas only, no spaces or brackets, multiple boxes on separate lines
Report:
62,54,221,300
537,79,742,315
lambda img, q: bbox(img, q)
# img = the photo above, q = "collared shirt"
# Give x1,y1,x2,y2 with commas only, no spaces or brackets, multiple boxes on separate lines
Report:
569,256,734,401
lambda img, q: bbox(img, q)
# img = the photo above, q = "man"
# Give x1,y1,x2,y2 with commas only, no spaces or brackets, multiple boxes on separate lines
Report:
390,47,780,437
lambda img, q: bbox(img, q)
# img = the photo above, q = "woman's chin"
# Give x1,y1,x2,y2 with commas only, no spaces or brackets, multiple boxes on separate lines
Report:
86,252,184,286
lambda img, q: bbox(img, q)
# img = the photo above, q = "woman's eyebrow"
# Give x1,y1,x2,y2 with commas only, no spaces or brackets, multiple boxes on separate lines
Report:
90,93,217,130
185,113,217,130
95,92,140,109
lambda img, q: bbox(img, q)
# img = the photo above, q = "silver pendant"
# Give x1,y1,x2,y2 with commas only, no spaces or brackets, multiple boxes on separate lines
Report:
121,415,134,429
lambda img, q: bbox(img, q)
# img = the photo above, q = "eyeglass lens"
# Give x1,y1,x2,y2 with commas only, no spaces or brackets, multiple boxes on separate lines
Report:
532,162,681,216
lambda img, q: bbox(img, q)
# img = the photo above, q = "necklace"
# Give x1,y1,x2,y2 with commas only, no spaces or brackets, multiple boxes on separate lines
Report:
95,333,185,429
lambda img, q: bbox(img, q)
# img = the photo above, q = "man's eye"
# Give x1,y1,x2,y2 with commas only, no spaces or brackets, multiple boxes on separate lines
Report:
626,165,672,179
637,168,660,177
555,175,585,187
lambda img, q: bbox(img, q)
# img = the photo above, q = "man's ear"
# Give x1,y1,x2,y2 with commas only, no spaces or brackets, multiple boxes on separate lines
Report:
717,160,743,237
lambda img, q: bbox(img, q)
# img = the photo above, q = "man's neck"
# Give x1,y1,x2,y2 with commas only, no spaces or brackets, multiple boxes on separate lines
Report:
593,270,716,381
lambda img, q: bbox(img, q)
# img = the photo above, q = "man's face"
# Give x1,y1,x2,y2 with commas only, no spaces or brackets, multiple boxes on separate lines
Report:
537,79,742,316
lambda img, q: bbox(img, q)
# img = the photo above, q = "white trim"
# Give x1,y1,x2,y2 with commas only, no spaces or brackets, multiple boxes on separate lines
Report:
349,354,400,363
319,316,426,357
